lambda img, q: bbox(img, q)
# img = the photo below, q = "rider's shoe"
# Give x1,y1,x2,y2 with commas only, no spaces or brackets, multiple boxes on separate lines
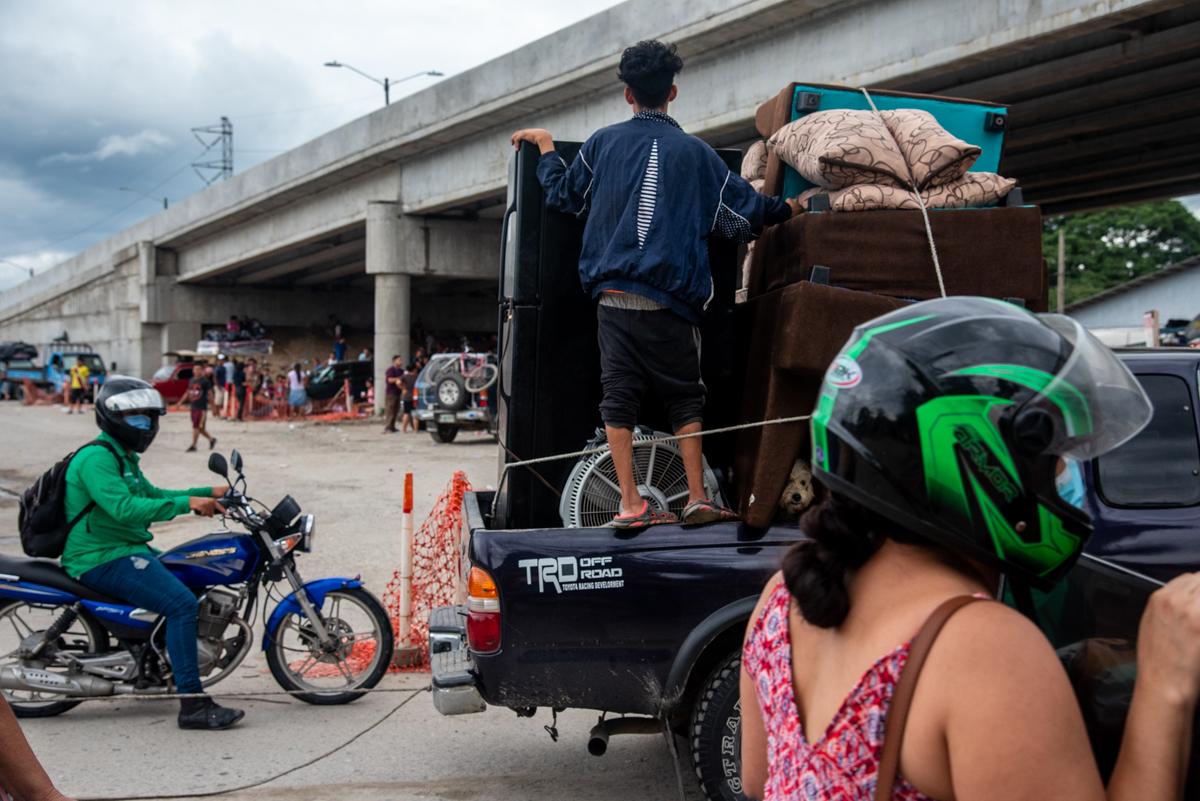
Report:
178,696,245,730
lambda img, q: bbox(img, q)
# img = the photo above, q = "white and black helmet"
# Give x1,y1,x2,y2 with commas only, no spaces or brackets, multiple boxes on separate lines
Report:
95,375,166,453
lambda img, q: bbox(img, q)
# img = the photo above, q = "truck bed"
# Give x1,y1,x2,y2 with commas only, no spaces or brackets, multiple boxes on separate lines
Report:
448,491,800,717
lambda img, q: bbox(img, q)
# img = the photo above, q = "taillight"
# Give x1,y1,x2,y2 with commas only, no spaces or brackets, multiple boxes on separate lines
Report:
478,388,489,408
466,566,500,653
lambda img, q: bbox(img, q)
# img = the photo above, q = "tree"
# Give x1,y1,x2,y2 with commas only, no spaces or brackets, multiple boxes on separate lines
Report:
1043,200,1200,308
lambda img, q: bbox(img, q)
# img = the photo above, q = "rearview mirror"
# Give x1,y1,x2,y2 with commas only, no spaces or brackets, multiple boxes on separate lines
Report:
231,449,244,474
208,453,229,479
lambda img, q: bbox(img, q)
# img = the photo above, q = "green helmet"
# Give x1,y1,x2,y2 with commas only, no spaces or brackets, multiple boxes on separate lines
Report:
811,297,1152,588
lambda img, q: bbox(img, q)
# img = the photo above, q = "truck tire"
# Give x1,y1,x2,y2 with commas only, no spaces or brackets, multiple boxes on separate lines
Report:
690,652,746,801
431,425,459,444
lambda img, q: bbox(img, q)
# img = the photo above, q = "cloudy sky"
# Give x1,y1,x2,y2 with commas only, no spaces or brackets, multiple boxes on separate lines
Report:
3,2,1198,292
0,0,623,290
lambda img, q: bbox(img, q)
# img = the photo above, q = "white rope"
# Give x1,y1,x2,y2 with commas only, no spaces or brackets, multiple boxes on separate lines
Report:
858,87,947,299
23,684,421,704
499,414,812,474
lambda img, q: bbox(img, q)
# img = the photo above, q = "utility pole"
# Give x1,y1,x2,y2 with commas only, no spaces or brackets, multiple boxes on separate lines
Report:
191,117,233,185
1056,226,1065,313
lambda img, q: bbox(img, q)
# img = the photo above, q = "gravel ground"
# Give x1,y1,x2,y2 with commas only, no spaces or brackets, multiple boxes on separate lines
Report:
0,402,699,801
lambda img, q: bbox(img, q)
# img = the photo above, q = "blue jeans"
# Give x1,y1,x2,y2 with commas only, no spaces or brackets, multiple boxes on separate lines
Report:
80,554,203,694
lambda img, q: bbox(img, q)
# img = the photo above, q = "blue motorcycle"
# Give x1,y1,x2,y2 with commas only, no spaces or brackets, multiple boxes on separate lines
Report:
0,450,393,717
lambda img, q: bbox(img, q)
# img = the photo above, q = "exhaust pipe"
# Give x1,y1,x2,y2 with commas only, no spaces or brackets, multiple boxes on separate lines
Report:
587,717,661,756
0,666,114,697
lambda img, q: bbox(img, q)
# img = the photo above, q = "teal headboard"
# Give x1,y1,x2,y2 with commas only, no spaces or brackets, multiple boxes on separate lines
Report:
780,84,1009,199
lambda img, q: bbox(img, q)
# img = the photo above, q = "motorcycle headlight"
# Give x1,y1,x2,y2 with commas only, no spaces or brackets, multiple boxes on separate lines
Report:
298,514,315,552
274,515,315,556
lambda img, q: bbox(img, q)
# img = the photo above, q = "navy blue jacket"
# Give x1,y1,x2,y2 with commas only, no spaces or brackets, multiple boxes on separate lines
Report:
537,111,791,324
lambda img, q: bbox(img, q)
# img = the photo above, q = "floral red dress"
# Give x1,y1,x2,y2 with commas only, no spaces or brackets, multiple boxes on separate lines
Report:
742,581,935,801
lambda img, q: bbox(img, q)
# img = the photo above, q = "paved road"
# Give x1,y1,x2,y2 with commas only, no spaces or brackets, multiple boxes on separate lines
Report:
0,403,701,801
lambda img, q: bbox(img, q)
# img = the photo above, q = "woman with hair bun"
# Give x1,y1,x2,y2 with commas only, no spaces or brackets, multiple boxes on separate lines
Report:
740,296,1200,800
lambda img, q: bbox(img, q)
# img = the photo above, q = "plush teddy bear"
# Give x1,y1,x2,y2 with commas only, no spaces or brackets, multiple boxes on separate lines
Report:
778,459,815,518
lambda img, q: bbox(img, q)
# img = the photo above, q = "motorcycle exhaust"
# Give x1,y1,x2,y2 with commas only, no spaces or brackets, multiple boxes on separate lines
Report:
0,666,115,697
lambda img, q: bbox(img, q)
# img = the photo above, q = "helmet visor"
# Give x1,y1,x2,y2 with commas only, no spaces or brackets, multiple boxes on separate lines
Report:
103,387,166,414
1023,314,1152,460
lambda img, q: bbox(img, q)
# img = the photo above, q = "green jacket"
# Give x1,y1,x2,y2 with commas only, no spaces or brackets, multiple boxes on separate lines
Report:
61,432,212,578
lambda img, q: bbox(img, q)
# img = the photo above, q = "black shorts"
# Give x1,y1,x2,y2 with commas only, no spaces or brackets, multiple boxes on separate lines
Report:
402,399,414,414
70,387,86,403
596,304,704,432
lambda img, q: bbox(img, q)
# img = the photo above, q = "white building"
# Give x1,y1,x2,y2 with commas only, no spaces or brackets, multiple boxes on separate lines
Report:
1067,256,1200,332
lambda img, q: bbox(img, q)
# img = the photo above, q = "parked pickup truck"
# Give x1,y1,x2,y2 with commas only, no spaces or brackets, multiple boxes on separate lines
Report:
0,343,106,394
430,348,1200,800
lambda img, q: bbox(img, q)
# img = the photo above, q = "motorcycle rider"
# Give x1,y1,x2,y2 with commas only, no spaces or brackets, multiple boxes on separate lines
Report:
61,376,244,730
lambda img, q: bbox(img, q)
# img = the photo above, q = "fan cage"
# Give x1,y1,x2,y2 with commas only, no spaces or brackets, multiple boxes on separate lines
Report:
559,429,724,528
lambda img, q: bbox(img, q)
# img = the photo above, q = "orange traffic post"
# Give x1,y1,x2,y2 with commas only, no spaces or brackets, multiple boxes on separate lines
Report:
399,472,415,646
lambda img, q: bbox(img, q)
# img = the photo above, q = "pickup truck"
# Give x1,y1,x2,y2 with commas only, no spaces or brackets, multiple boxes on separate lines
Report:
431,344,1200,801
0,343,106,394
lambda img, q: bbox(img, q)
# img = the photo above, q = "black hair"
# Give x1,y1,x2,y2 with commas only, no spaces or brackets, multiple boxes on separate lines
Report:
783,488,985,628
617,40,683,108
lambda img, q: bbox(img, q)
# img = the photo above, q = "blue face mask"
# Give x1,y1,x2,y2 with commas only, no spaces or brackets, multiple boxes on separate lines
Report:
1055,459,1085,510
125,414,153,431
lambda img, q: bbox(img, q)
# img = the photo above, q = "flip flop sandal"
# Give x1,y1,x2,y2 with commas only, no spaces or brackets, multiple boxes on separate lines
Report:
609,501,679,529
682,499,740,526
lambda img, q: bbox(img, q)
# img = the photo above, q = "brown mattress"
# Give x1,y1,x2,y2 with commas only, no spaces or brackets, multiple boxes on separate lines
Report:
734,281,906,528
746,205,1046,310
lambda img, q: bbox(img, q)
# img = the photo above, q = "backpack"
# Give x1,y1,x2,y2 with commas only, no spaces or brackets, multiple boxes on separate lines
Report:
18,440,123,559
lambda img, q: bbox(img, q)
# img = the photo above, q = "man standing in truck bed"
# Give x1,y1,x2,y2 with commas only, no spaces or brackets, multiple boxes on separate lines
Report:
512,39,797,528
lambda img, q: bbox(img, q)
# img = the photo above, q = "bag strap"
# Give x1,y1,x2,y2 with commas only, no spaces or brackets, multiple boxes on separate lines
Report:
875,595,983,801
64,441,125,532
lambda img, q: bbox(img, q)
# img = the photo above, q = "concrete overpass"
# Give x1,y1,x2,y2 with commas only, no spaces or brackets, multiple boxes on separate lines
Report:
2,0,1196,401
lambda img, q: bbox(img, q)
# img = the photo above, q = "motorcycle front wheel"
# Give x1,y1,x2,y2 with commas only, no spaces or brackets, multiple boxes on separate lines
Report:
265,586,393,704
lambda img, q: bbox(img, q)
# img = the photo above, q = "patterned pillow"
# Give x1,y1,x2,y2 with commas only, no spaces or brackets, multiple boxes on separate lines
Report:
921,172,1016,208
768,110,908,190
830,184,922,212
794,175,1015,213
742,140,768,183
879,110,981,189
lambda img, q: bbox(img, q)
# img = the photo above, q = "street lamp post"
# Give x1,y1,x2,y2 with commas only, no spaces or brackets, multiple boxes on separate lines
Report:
119,187,168,210
323,61,443,106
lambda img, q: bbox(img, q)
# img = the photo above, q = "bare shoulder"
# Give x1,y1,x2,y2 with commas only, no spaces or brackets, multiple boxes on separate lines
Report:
915,597,1103,798
743,571,786,645
935,597,1058,663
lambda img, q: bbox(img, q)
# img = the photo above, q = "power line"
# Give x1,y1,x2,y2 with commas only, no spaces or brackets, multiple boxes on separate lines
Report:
231,93,380,119
11,148,210,258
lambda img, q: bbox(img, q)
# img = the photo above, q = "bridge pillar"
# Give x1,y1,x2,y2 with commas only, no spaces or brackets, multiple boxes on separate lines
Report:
366,202,422,412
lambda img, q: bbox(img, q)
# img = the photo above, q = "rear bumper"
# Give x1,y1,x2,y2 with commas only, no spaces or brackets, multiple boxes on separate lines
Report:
429,605,486,716
415,408,491,425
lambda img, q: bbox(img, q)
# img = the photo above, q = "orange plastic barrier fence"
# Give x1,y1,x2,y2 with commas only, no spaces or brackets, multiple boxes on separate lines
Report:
382,470,472,670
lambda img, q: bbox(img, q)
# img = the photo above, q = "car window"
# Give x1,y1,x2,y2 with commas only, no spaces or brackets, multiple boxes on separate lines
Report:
152,366,174,381
1005,554,1163,779
1096,374,1200,507
178,368,194,381
312,366,335,383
